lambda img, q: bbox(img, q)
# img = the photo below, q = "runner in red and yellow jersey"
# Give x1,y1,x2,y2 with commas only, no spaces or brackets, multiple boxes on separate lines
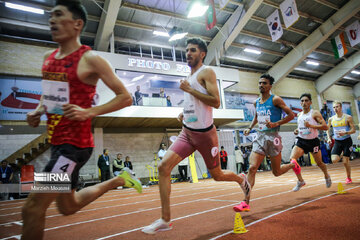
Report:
23,1,142,239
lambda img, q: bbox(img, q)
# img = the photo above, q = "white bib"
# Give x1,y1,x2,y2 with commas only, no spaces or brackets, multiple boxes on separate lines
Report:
42,80,69,114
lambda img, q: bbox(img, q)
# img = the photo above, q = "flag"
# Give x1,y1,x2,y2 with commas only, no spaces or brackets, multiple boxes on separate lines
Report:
345,20,360,47
266,9,283,42
331,32,348,59
280,0,299,28
219,0,230,10
205,0,216,30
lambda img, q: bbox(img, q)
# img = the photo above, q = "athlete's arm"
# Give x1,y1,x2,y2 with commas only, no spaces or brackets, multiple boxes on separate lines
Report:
63,52,132,121
338,115,356,136
244,101,257,136
26,51,53,127
268,96,295,128
294,113,300,135
180,68,220,108
307,110,329,130
326,117,333,143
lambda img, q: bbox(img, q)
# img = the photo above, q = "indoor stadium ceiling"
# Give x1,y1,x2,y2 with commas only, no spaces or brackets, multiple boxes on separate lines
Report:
0,0,360,88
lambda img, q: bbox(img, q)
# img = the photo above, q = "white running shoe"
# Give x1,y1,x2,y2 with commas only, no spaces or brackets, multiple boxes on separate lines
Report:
293,181,306,192
142,218,173,234
325,177,332,188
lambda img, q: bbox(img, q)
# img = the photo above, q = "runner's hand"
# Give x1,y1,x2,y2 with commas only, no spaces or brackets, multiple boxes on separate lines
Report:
180,79,192,93
304,121,312,128
265,119,278,129
294,128,299,135
244,128,251,136
26,109,44,127
178,112,184,122
63,104,92,121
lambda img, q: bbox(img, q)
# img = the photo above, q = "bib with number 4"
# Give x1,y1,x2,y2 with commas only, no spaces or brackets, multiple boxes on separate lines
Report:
52,155,76,175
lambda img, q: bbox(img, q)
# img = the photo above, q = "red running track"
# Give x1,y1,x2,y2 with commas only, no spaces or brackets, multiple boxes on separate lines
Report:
0,159,359,240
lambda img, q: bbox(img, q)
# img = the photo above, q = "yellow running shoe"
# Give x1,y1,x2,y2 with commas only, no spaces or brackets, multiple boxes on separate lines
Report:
118,168,142,193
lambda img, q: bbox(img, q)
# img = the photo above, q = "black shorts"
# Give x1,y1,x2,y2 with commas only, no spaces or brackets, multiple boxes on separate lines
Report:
44,144,93,189
295,137,320,154
332,138,353,157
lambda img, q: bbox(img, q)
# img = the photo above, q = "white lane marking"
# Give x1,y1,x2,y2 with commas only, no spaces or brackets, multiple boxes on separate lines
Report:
209,185,360,240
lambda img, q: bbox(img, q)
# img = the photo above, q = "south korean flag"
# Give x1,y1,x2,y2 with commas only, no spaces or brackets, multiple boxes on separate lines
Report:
266,9,283,42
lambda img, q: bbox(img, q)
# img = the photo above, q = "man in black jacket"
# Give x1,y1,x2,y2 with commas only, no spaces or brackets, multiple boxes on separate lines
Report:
98,149,110,182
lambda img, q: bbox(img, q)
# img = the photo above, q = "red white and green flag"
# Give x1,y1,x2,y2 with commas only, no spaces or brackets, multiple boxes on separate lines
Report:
331,32,348,59
205,0,216,30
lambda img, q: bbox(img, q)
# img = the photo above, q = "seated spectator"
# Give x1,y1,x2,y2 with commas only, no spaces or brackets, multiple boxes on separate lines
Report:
112,153,124,176
158,143,167,161
124,156,133,170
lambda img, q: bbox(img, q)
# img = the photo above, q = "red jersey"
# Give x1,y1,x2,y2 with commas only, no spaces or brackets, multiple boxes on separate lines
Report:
42,45,95,148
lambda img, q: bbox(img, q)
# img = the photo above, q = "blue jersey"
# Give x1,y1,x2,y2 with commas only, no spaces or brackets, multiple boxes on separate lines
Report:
256,95,282,132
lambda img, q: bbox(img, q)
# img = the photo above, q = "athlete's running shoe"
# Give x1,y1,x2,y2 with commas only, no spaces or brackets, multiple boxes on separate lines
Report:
118,168,142,193
290,159,301,175
142,218,173,234
239,173,251,201
292,181,306,192
233,201,250,212
345,178,352,184
325,177,332,188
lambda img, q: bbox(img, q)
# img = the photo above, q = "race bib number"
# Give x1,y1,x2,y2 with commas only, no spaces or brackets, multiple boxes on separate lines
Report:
184,103,198,123
313,146,319,153
258,115,270,130
300,128,311,135
42,80,69,114
52,155,76,175
334,128,346,138
2,173,5,178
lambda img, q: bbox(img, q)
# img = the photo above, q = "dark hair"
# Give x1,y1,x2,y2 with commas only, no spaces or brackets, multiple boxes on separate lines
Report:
56,0,87,32
186,37,208,61
103,149,108,154
260,74,275,85
300,93,312,101
221,146,224,149
1,160,8,164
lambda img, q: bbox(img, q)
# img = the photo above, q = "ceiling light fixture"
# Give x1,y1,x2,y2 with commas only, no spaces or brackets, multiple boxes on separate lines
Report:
306,60,319,66
351,70,360,75
153,30,170,37
168,27,188,42
244,48,261,55
131,75,144,82
187,1,209,18
5,2,44,14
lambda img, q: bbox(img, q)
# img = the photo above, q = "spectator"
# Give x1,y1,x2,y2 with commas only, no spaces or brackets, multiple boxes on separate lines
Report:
9,159,25,200
166,96,172,107
320,101,331,122
220,146,228,170
243,147,250,172
234,146,244,174
158,143,167,161
97,149,110,182
178,157,189,181
112,153,124,177
124,156,133,170
0,160,13,200
135,85,142,105
159,87,166,98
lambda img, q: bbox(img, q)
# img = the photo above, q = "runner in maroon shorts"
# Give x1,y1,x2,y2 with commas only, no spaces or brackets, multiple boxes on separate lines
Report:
142,37,251,235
